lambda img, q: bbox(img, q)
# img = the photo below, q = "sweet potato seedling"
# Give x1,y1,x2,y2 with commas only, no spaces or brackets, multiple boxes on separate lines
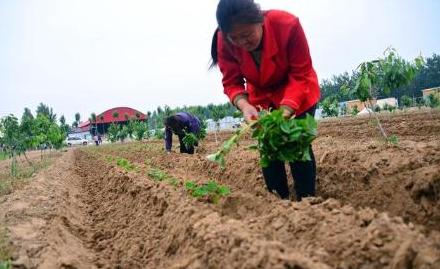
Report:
182,132,198,149
184,180,231,203
147,168,168,182
207,109,317,169
207,121,256,168
251,110,317,167
116,158,136,172
167,177,180,187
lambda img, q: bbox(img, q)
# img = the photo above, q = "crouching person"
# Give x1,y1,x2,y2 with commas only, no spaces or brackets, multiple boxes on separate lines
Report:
164,112,201,154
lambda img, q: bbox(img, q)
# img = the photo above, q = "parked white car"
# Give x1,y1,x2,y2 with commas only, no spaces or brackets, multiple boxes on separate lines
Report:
65,137,88,146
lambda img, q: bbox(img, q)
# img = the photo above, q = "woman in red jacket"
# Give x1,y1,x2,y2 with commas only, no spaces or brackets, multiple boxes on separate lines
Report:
210,0,320,201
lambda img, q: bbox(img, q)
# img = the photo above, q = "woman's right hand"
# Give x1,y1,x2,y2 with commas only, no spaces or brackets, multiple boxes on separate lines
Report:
236,99,259,123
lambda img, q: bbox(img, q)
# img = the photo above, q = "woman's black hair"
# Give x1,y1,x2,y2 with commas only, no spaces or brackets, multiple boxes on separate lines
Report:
210,0,263,68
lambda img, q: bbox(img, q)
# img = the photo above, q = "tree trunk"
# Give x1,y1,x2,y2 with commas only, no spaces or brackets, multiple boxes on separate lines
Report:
11,155,18,177
364,100,388,139
23,152,34,166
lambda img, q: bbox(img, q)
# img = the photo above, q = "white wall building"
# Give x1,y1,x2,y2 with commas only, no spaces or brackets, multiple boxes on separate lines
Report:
376,97,398,109
206,116,243,132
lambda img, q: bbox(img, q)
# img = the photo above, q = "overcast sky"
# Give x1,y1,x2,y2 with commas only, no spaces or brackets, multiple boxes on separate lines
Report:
1,0,439,123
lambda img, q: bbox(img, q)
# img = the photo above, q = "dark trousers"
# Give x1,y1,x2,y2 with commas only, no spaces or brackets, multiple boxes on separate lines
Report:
261,106,316,201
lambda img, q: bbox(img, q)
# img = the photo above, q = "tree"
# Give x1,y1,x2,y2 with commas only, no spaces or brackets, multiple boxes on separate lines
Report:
132,120,148,141
156,106,163,115
164,105,172,117
112,110,119,122
36,103,57,123
90,112,97,135
75,113,81,123
320,96,339,117
0,115,24,176
427,94,440,108
118,125,128,142
46,121,64,150
149,111,157,130
72,112,81,128
400,95,412,108
20,108,38,160
320,71,358,102
1,115,22,154
321,53,439,102
59,115,70,136
126,119,135,139
22,108,34,121
99,115,105,135
348,48,423,140
351,105,359,116
390,54,440,100
33,114,52,156
212,107,226,143
107,123,119,143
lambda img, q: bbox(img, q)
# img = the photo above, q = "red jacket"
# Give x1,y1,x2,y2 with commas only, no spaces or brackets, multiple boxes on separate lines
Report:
217,10,320,115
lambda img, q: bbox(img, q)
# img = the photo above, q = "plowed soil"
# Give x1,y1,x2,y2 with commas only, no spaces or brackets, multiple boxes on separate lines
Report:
1,109,439,268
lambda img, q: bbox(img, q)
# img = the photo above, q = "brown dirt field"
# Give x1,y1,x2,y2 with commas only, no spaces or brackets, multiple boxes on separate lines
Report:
102,110,440,232
0,109,439,268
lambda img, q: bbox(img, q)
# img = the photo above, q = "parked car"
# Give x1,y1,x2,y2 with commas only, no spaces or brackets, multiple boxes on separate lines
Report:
65,137,88,146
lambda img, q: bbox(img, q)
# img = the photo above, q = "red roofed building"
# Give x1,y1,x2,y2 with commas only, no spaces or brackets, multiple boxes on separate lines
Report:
75,107,148,136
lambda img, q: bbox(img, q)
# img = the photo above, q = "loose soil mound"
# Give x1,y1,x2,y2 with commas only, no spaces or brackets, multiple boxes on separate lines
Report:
99,110,440,233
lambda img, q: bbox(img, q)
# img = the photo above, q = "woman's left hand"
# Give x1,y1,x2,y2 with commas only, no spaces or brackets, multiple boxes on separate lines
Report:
281,106,295,119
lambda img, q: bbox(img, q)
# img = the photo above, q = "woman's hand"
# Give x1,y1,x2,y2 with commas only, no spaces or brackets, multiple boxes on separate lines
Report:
280,105,295,119
236,98,259,123
242,104,259,123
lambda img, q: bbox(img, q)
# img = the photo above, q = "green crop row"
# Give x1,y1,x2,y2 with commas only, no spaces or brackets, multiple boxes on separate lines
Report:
102,153,232,204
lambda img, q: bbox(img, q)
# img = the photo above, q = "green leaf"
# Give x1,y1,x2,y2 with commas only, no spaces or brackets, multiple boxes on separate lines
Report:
192,186,209,198
280,121,291,134
184,180,197,191
387,135,399,145
207,109,316,170
217,185,231,196
205,181,218,193
0,260,11,269
247,144,258,150
260,156,270,168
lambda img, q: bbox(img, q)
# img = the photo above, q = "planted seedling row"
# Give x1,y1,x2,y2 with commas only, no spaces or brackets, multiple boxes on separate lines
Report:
97,151,232,204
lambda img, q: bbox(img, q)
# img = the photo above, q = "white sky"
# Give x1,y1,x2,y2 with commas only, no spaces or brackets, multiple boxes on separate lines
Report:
1,0,439,124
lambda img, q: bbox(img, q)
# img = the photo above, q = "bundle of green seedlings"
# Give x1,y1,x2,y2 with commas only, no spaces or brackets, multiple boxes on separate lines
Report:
182,132,198,149
207,109,317,168
182,123,207,150
184,180,231,203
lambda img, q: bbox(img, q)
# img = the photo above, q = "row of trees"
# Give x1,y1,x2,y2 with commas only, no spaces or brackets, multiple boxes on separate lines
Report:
0,104,67,176
320,53,440,102
146,103,239,131
319,51,440,118
318,48,440,143
0,102,239,151
321,92,440,118
64,102,238,137
106,120,151,143
0,104,66,154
